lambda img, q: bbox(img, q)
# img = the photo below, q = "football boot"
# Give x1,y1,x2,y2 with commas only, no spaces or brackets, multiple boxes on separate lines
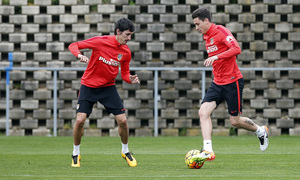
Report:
258,125,269,152
192,150,215,163
71,155,81,167
122,152,137,167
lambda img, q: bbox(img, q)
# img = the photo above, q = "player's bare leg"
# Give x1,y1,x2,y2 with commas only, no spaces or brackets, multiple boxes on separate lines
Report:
71,112,86,167
73,113,86,145
193,102,217,163
199,101,216,141
230,115,257,131
230,115,269,151
115,114,137,167
115,114,129,145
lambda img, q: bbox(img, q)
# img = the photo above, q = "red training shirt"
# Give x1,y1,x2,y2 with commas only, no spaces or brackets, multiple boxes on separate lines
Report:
68,35,132,88
204,23,243,85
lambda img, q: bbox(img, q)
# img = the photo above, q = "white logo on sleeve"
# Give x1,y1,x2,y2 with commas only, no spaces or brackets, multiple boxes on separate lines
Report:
226,35,234,43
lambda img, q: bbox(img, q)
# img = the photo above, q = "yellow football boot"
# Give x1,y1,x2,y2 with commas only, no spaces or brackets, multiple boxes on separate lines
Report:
71,155,81,167
122,152,137,167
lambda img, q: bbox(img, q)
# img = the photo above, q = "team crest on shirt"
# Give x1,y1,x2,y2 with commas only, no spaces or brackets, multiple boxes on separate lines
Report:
210,38,214,45
117,54,123,61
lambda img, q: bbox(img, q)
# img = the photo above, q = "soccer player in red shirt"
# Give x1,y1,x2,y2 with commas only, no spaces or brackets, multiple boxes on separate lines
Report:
68,18,139,167
191,8,269,163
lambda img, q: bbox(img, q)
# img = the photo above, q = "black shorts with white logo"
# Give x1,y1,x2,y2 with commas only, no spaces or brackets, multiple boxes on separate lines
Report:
202,78,244,116
76,84,125,117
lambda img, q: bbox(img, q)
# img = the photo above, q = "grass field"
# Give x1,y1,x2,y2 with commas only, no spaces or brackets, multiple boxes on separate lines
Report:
0,135,299,180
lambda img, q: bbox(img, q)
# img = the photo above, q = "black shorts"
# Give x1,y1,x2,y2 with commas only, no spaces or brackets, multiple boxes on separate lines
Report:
76,84,125,117
202,78,244,116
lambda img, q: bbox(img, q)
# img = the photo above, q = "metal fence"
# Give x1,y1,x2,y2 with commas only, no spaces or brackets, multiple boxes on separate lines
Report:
2,53,300,137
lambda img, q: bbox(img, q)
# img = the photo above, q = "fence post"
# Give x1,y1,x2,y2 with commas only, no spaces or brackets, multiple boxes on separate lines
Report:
5,53,13,136
201,70,206,100
53,70,58,136
154,70,159,137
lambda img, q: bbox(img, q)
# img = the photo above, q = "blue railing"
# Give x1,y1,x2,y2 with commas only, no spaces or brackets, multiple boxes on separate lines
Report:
2,53,300,137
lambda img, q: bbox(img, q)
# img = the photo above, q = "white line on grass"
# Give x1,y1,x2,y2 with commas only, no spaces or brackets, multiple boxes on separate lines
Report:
2,174,300,178
0,152,298,155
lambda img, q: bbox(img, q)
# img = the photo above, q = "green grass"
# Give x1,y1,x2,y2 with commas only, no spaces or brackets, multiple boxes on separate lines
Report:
0,136,299,179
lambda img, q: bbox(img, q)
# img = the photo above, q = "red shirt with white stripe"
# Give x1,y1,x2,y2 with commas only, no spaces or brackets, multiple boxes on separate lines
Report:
204,23,243,85
68,35,132,88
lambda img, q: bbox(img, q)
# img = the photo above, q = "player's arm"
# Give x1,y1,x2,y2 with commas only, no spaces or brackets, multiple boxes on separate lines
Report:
120,57,140,84
216,30,241,60
204,32,241,67
68,37,100,63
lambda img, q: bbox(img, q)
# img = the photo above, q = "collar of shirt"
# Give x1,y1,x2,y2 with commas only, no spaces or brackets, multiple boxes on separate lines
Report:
112,35,123,47
204,23,217,40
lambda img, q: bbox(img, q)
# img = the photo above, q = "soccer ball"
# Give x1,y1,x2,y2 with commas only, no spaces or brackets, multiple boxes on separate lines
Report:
185,149,204,169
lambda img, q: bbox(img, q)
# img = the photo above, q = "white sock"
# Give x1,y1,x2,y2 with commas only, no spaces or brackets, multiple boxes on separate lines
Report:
255,126,264,137
73,144,80,156
122,142,129,154
203,140,213,152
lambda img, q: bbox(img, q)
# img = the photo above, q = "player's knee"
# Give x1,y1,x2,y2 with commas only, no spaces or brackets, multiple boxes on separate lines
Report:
76,114,86,127
230,117,240,127
231,121,240,127
198,109,209,120
118,118,128,128
76,118,85,127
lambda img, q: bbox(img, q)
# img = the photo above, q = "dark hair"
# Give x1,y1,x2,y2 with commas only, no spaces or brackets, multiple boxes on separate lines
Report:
114,18,135,35
191,8,211,22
